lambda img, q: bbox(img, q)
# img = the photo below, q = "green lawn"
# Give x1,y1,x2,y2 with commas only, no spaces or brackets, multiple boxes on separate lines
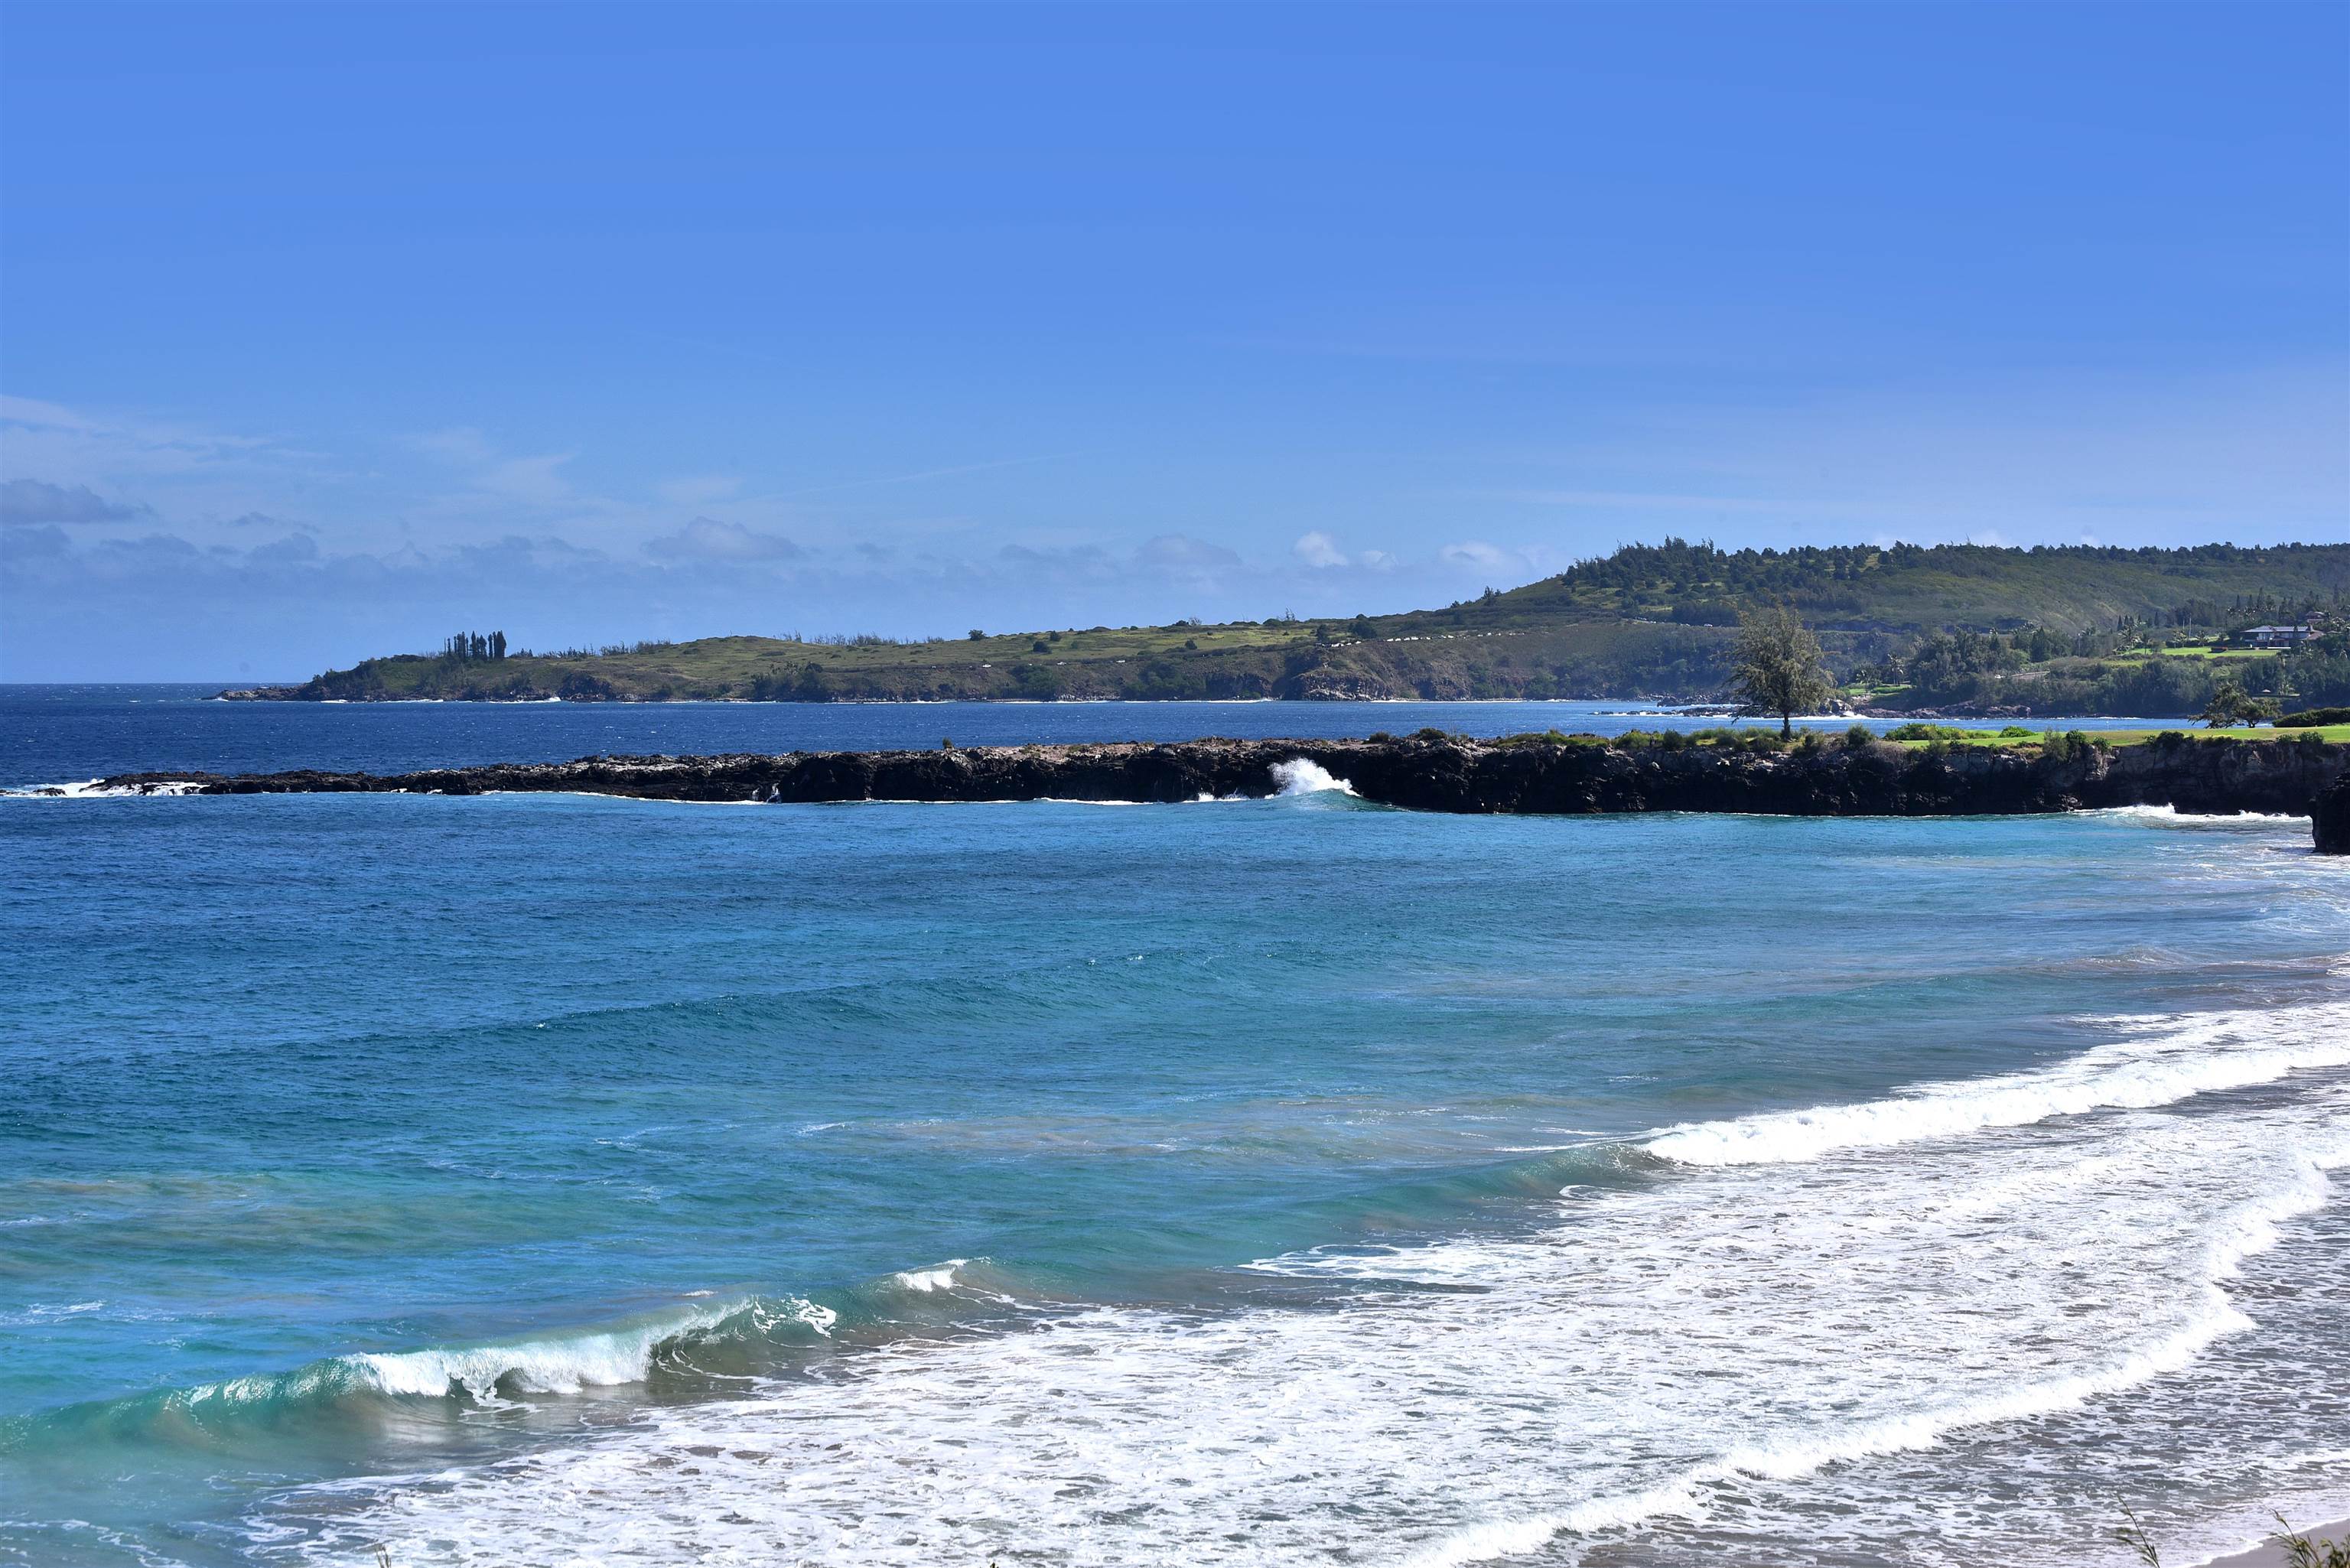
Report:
1867,723,2350,749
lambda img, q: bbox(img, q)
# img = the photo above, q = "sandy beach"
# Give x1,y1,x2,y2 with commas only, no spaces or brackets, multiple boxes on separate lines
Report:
2198,1516,2350,1567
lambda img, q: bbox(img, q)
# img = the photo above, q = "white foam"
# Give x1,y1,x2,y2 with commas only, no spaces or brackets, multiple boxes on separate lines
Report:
252,1000,2350,1568
3,779,207,799
1646,1001,2350,1166
329,1297,834,1404
888,1260,966,1294
2091,804,2305,825
1271,757,1356,795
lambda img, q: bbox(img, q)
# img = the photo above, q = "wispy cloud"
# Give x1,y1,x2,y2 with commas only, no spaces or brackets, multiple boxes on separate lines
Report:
0,477,150,526
644,516,804,562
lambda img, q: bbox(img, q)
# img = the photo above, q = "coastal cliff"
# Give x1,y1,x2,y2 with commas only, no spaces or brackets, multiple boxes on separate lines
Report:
81,732,2350,846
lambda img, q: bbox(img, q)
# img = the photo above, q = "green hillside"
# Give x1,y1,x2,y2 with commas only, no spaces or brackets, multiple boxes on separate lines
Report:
228,539,2350,714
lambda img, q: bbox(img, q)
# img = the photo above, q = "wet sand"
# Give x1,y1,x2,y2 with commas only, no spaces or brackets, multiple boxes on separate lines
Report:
2198,1515,2350,1567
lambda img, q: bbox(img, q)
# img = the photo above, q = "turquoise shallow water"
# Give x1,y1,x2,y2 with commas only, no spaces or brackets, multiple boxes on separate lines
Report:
2,691,2345,1566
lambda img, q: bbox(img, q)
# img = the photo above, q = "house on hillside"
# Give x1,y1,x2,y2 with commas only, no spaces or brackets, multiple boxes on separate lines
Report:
2241,623,2318,649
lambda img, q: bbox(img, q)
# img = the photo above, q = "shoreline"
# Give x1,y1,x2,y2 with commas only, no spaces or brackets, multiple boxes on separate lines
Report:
36,732,2350,848
2195,1514,2350,1567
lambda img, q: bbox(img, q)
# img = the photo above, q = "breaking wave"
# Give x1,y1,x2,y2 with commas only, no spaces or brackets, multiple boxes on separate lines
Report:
1271,757,1356,795
240,1008,2350,1567
1646,998,2350,1166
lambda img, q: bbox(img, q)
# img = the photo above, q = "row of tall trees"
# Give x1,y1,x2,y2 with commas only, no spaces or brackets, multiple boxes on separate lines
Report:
441,630,508,662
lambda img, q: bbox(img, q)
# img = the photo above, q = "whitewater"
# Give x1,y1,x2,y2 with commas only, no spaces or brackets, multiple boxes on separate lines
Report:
240,1000,2350,1568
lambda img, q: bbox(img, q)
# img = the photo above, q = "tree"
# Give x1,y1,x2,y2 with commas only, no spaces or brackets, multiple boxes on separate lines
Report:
1733,603,1834,737
2202,686,2279,728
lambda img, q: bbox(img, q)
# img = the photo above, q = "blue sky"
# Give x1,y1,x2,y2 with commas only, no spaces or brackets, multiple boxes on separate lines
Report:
2,2,2344,680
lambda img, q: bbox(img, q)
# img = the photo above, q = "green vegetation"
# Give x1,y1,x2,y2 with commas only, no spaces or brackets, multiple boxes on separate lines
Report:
1731,604,1834,736
1479,721,2350,753
236,538,2350,709
2202,685,2281,727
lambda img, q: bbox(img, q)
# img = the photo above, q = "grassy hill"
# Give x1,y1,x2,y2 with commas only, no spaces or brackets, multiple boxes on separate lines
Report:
230,539,2350,714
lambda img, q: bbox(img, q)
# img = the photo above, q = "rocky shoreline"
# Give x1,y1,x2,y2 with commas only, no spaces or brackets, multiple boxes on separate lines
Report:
67,733,2350,851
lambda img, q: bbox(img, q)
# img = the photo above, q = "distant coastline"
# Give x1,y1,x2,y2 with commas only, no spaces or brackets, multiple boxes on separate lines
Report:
64,729,2350,851
216,540,2350,718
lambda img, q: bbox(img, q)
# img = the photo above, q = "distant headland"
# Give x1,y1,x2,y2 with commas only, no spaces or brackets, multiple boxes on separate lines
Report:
220,541,2350,718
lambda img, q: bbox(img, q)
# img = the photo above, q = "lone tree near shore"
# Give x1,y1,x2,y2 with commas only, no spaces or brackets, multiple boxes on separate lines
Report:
2202,685,2280,728
1734,604,1834,737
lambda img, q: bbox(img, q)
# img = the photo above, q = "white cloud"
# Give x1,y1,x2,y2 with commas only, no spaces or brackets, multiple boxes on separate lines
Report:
1292,530,1348,568
1440,540,1514,571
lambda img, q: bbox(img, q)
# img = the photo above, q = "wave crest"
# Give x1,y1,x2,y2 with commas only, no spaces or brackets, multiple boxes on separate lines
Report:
1271,758,1356,796
1647,1000,2350,1166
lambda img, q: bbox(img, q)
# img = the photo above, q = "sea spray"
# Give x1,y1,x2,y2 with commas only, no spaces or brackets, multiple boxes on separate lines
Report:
1271,757,1356,795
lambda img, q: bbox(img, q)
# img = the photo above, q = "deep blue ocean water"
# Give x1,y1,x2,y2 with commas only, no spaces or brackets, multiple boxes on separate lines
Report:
2,688,2345,1567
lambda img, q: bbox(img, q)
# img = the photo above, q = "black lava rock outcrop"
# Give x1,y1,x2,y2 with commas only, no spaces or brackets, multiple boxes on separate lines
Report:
2315,772,2350,854
80,733,2350,848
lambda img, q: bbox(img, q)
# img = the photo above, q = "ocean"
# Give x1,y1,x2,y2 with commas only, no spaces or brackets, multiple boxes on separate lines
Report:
2,687,2344,1566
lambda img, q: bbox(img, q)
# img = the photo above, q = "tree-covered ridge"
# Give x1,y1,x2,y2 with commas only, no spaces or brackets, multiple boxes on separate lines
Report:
1496,538,2350,634
227,538,2350,714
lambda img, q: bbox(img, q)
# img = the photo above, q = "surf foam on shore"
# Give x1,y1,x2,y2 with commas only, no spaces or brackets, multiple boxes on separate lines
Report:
244,995,2350,1568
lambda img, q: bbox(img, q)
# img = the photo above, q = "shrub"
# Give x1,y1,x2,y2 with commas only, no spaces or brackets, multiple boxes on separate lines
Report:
1411,727,1450,740
2275,1518,2350,1568
2277,706,2350,727
1844,723,1873,750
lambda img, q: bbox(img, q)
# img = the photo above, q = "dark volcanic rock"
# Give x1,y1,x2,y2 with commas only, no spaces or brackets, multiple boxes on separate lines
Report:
83,734,2350,845
2316,773,2350,854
